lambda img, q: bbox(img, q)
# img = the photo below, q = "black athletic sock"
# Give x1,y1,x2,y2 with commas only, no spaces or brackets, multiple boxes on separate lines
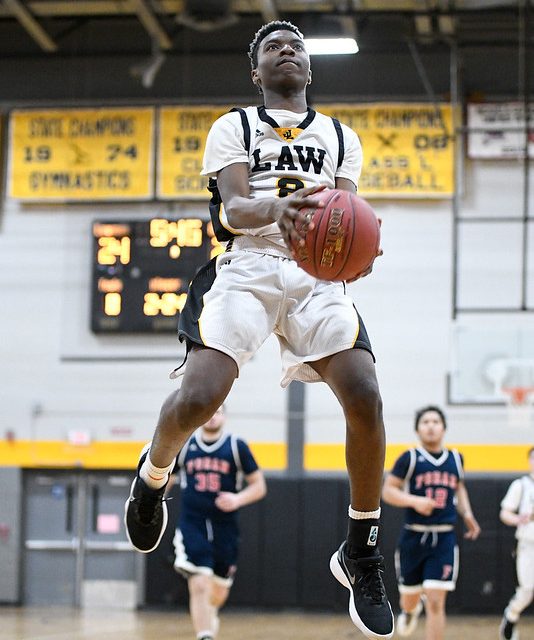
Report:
346,517,381,558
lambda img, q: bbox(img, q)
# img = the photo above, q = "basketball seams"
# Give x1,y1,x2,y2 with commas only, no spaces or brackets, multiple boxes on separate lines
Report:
312,189,337,277
292,188,380,282
333,191,357,281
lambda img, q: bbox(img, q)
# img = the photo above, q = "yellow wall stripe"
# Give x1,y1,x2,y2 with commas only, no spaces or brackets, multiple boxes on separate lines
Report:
0,440,530,472
305,443,533,473
0,440,287,471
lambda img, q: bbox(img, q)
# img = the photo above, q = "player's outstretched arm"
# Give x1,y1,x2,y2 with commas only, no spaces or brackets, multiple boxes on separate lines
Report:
215,470,267,512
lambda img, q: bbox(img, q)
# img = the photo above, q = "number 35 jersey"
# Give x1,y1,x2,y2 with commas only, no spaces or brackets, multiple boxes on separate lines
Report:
172,431,259,520
201,106,362,255
390,447,465,527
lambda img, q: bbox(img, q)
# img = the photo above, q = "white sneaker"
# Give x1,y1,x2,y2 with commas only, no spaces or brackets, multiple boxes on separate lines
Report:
397,599,424,637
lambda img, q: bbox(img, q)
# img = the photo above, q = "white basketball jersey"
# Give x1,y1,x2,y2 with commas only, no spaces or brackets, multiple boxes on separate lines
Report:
201,106,362,254
501,475,534,542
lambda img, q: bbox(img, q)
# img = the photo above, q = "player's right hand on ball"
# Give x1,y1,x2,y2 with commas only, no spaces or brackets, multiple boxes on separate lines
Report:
275,184,326,251
413,496,437,516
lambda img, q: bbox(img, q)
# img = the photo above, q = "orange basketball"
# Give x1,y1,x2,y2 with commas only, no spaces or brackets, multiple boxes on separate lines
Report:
292,189,380,282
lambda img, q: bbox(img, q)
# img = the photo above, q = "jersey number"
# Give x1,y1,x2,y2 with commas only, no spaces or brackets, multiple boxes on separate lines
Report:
425,487,448,509
277,177,304,198
194,472,221,492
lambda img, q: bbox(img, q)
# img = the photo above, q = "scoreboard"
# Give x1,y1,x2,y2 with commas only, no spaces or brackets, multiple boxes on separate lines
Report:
91,218,221,333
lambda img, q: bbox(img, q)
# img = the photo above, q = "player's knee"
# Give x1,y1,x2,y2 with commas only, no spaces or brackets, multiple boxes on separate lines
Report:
188,575,211,598
343,379,383,426
424,593,446,615
161,387,220,432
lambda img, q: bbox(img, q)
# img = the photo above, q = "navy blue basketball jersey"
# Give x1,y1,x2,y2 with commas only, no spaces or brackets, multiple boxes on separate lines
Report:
173,431,259,520
390,447,465,526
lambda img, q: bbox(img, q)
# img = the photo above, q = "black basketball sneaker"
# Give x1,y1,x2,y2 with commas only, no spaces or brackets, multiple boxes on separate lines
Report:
330,541,394,639
124,448,168,553
499,615,518,640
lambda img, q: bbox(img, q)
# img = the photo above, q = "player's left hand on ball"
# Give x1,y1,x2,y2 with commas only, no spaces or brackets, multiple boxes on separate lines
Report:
215,492,241,512
276,184,327,251
346,219,383,283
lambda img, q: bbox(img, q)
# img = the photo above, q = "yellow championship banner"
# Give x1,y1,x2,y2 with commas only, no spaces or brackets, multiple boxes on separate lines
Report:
157,105,231,199
8,107,154,201
318,103,455,198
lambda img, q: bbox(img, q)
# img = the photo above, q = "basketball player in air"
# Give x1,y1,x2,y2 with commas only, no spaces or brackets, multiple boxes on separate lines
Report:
382,406,481,640
125,20,393,639
499,446,534,640
167,405,266,640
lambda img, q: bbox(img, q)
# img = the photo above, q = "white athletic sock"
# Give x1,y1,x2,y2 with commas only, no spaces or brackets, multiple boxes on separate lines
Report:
139,454,174,489
349,506,381,520
197,631,214,640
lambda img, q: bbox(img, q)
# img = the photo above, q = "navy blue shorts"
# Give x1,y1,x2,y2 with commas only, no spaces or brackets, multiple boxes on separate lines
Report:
173,511,239,585
396,528,459,592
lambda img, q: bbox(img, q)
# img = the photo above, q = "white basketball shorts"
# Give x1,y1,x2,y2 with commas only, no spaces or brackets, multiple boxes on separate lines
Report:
178,250,373,388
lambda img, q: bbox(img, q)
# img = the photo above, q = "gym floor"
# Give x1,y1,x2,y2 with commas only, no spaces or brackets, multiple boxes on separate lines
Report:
3,607,534,639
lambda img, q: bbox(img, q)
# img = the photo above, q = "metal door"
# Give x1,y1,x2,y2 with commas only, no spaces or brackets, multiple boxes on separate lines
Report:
23,471,80,605
82,472,141,607
22,470,143,606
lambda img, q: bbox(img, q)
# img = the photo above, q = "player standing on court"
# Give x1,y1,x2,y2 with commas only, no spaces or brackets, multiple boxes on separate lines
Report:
382,406,480,639
125,20,393,639
168,405,266,640
499,446,534,640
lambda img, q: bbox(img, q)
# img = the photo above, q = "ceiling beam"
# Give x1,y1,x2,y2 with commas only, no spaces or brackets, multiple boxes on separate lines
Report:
3,0,58,51
130,0,173,49
258,0,278,22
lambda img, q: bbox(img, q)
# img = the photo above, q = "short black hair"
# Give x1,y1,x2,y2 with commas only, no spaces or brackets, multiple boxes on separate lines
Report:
414,405,447,431
248,20,304,69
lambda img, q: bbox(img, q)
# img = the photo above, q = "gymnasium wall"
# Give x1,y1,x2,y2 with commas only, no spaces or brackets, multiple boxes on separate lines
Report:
0,36,533,474
0,171,531,472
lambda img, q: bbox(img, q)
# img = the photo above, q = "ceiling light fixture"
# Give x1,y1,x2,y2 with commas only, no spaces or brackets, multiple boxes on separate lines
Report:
304,37,359,56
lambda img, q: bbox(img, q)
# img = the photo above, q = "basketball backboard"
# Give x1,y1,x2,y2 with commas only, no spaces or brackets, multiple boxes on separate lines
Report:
448,321,534,405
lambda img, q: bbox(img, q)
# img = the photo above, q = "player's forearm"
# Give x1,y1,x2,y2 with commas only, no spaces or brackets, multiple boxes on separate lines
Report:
500,508,521,527
381,484,419,509
237,477,267,507
225,195,279,229
456,484,474,518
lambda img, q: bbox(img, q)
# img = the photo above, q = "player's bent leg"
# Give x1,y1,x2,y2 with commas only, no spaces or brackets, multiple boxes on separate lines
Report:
397,590,424,637
499,614,519,640
210,581,231,638
125,347,238,553
312,348,385,509
150,346,239,468
501,586,534,639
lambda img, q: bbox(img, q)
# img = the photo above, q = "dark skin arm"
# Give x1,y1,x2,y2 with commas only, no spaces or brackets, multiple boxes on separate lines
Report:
216,165,382,276
217,162,325,248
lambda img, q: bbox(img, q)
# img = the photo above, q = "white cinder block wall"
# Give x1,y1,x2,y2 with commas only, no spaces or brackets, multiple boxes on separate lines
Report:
0,160,532,450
